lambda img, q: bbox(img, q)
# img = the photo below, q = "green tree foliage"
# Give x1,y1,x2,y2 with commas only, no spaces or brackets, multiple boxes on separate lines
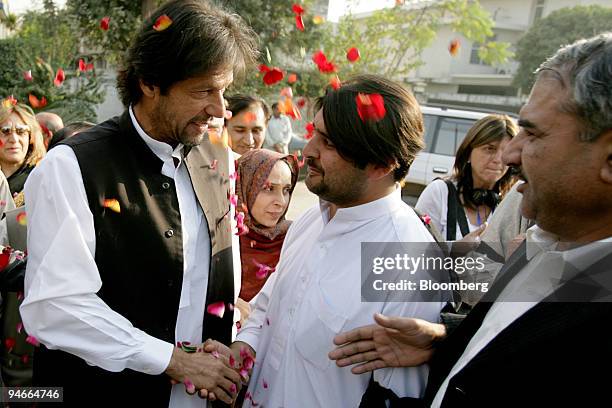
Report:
323,0,511,81
66,0,165,65
0,1,104,122
513,5,612,92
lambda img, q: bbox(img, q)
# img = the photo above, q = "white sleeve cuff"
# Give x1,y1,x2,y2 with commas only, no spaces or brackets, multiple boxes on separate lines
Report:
235,330,259,354
129,333,174,375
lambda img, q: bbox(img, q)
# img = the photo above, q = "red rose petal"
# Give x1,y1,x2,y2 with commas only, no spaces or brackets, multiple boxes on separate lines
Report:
295,15,305,31
287,73,298,84
355,93,386,122
100,16,110,31
263,68,284,86
292,4,305,15
304,122,314,140
53,68,65,87
346,47,360,62
153,14,173,31
25,335,40,347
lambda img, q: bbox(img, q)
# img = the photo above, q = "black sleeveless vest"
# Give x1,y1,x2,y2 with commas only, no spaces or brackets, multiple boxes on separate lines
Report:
33,111,235,406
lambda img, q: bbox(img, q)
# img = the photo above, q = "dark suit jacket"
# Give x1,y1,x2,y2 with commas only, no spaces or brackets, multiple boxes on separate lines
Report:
424,242,612,407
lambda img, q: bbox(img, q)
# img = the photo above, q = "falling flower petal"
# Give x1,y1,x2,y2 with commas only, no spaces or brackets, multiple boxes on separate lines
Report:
153,14,173,31
421,214,432,225
184,378,196,394
312,15,325,24
243,111,257,123
304,122,314,140
295,15,305,31
100,16,110,31
16,322,23,334
0,249,10,270
229,171,238,181
280,87,293,99
229,354,236,368
4,337,15,352
23,70,33,81
312,50,337,73
292,4,305,15
16,211,27,226
253,260,274,280
329,75,341,90
230,193,238,207
287,73,298,84
103,199,121,213
207,301,225,318
346,47,361,62
53,68,65,87
26,335,40,347
449,39,460,57
263,68,284,86
356,93,386,122
243,355,255,370
28,94,47,109
296,98,306,109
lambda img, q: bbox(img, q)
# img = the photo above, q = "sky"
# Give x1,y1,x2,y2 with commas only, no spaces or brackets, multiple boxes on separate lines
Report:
8,0,387,20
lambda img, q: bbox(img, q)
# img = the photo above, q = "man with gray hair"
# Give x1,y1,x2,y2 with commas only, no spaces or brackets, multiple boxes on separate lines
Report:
329,32,612,407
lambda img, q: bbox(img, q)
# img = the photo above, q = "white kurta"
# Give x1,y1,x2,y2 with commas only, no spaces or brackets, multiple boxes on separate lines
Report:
21,107,240,408
237,187,446,407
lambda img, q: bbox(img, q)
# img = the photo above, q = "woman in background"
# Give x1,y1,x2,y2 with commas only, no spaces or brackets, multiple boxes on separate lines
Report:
0,103,46,199
416,114,518,241
235,149,299,303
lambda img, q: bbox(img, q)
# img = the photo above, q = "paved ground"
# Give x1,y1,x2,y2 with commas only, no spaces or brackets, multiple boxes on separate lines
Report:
286,180,419,221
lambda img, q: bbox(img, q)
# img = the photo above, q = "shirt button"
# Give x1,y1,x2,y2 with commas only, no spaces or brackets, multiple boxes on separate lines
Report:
165,229,174,238
162,182,170,189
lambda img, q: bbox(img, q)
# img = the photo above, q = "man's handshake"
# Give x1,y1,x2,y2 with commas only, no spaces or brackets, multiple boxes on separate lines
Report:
165,339,256,404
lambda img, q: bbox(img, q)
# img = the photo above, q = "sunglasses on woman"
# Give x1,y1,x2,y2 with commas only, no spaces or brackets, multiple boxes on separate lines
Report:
0,125,30,137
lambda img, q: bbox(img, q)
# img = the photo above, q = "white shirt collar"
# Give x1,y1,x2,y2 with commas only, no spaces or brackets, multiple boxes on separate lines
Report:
129,105,184,165
526,224,612,271
319,185,403,224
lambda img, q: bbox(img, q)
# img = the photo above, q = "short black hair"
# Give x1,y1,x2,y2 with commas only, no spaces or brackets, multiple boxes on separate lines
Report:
225,94,271,124
48,121,96,150
116,0,259,107
316,74,424,181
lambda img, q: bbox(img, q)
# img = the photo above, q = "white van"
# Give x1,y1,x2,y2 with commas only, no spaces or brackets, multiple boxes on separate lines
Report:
404,106,512,196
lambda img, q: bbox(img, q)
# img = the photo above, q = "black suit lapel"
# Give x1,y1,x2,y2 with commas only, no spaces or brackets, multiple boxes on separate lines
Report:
424,242,529,403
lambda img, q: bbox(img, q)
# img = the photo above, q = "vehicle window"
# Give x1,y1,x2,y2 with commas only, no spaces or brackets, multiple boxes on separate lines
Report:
422,114,436,152
433,117,475,156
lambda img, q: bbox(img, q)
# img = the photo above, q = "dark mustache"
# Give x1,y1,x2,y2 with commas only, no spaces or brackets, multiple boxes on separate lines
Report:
306,157,323,173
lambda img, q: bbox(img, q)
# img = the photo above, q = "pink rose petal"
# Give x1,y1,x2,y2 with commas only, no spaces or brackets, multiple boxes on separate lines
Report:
206,301,225,318
25,335,40,347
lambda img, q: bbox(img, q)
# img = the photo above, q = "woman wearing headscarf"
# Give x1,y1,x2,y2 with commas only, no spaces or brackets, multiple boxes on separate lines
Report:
235,149,299,303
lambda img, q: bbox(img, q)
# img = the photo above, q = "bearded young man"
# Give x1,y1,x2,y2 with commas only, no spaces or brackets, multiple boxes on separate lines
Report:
20,1,257,406
207,75,448,407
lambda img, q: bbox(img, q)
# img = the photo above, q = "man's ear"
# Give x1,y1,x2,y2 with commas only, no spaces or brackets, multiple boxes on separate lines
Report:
138,79,159,99
600,130,612,185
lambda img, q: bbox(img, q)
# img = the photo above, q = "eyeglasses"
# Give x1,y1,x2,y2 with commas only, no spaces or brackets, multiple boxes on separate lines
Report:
0,125,30,137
